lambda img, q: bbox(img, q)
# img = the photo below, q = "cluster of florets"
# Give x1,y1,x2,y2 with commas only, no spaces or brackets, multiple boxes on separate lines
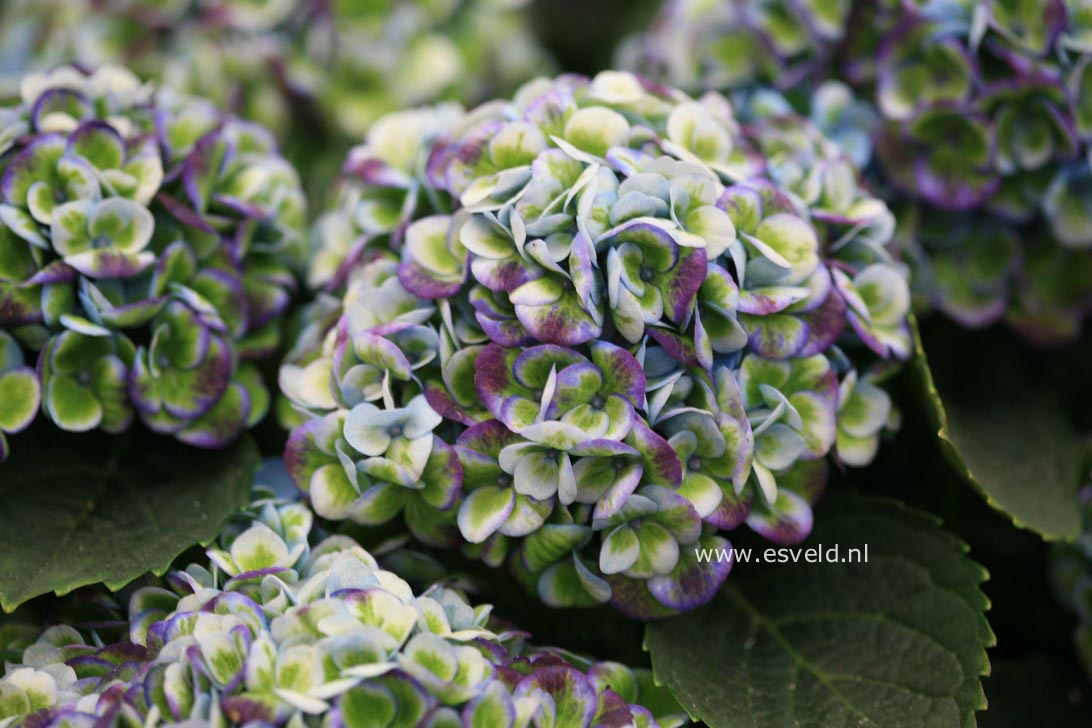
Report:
281,71,910,619
0,65,306,460
0,0,550,149
623,0,1092,342
0,495,682,727
617,0,853,94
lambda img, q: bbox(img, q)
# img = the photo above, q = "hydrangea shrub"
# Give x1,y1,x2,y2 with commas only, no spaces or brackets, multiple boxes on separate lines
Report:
0,0,550,155
623,0,1092,341
0,65,306,459
282,72,911,619
0,493,685,728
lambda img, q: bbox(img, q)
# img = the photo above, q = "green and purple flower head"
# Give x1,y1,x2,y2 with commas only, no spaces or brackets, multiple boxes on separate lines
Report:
617,0,853,96
0,493,684,727
0,0,550,170
0,64,306,458
282,71,909,619
623,0,1092,341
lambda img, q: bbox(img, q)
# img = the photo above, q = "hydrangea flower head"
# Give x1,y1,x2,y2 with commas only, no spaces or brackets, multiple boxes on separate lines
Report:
0,65,306,458
283,71,910,619
0,0,551,174
0,494,685,727
623,0,1092,341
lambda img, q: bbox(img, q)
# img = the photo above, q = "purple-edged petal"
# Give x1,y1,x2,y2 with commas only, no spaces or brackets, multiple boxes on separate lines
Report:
64,249,155,279
738,286,810,315
462,679,516,728
590,689,638,728
746,490,813,545
471,255,543,293
513,288,602,347
739,312,809,359
68,120,125,169
512,345,585,389
30,89,92,129
0,284,44,326
456,418,521,460
795,287,848,357
625,418,682,486
423,383,479,427
162,335,232,419
647,534,733,611
419,437,463,510
603,574,679,621
175,381,249,448
398,257,467,299
155,192,217,233
647,326,705,368
474,343,519,420
662,245,707,324
26,260,79,285
477,310,532,346
243,277,291,331
569,438,639,457
704,486,753,530
514,666,598,727
591,466,644,520
1,134,66,204
589,341,645,406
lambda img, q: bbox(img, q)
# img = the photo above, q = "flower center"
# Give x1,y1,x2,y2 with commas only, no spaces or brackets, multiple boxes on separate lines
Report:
389,424,403,437
688,457,701,471
92,235,112,249
590,394,605,408
640,266,654,282
76,371,92,386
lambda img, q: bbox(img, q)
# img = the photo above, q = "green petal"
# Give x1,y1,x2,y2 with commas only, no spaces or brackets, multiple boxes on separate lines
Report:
45,375,102,432
457,486,516,544
512,450,562,500
0,368,40,433
839,380,891,438
88,197,155,253
310,463,362,520
563,106,630,157
347,482,410,526
231,523,291,573
625,521,680,579
537,559,611,608
599,525,640,575
49,200,93,256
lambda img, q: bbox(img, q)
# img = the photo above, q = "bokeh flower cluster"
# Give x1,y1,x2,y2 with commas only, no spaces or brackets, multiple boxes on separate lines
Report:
0,0,551,179
622,0,1092,342
0,492,684,727
0,64,306,459
281,71,911,619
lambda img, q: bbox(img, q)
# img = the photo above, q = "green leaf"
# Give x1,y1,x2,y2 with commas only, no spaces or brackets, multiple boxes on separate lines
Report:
0,428,258,611
911,317,1082,540
645,493,994,728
